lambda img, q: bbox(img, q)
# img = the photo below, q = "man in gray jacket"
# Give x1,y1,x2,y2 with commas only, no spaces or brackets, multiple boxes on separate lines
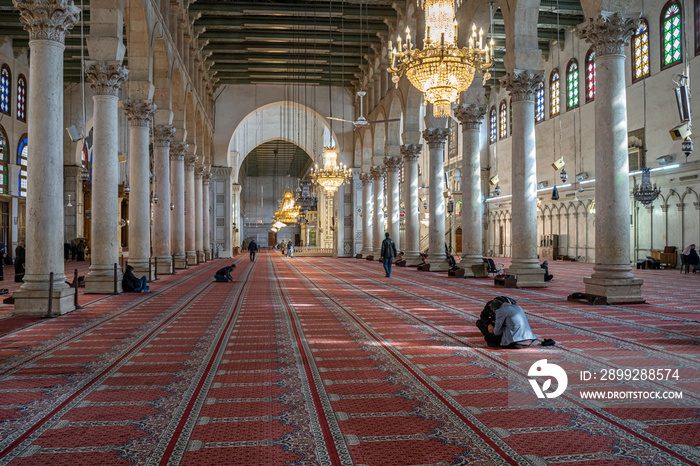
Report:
380,232,397,277
477,296,537,348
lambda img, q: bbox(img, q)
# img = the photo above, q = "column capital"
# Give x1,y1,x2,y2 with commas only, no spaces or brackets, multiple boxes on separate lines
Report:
578,12,639,57
400,143,422,162
124,100,156,127
359,172,373,183
383,156,402,172
86,62,128,96
231,183,242,194
14,0,80,44
203,171,212,184
500,70,543,102
195,163,205,177
370,165,386,180
154,125,176,147
185,154,199,169
454,103,487,129
170,142,188,161
422,128,449,147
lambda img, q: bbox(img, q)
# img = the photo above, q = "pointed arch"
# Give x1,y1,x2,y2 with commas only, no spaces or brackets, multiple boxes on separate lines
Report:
632,19,651,82
0,64,10,116
585,48,595,102
550,69,560,117
661,0,683,70
566,59,579,110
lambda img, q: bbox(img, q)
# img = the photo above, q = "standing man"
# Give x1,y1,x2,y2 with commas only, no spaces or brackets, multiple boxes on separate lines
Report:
287,239,293,258
381,232,397,278
248,239,258,262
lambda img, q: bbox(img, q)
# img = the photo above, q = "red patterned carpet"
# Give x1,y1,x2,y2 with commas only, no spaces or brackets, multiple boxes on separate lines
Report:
0,252,698,465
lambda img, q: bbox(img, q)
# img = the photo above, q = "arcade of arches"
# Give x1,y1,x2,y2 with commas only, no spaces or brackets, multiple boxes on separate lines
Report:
0,0,698,464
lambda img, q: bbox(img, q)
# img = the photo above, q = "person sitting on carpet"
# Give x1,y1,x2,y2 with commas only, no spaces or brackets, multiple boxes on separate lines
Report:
540,260,553,282
214,264,236,282
476,296,537,349
122,265,149,292
681,244,699,270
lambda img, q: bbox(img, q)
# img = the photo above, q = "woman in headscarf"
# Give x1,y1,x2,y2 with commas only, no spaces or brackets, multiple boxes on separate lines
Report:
682,244,699,267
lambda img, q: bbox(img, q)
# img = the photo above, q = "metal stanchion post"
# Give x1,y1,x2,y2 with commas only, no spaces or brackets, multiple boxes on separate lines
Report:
185,255,188,268
154,256,158,281
148,258,152,282
196,250,199,265
171,254,176,274
74,268,83,310
45,272,54,318
113,263,119,295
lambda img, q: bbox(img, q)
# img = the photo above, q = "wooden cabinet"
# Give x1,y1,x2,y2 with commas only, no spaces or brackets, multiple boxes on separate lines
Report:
538,235,559,261
650,250,677,268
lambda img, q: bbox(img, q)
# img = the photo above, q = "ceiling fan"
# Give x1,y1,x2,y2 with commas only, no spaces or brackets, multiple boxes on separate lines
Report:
328,91,399,130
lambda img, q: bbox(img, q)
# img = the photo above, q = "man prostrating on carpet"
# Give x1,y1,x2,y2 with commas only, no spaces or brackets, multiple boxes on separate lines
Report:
476,296,537,349
214,264,236,282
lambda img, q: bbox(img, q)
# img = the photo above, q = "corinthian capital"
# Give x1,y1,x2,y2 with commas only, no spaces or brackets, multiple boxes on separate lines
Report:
86,62,128,96
454,103,487,130
578,12,639,57
14,0,80,43
170,142,188,161
422,128,449,147
383,156,402,172
400,144,422,162
154,125,176,147
202,170,212,184
185,154,199,169
195,163,205,177
500,70,543,103
124,101,156,127
370,165,385,180
359,172,373,183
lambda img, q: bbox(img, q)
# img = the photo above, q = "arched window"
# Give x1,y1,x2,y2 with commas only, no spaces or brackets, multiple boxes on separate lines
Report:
566,60,579,110
696,0,700,55
585,48,596,102
633,19,651,81
16,74,26,122
489,106,496,144
0,65,10,116
550,70,560,117
0,125,7,194
509,98,513,136
18,135,27,197
661,1,682,69
535,82,545,123
499,100,507,139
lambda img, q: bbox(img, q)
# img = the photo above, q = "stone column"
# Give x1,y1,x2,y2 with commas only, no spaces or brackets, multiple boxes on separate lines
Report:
12,0,80,315
579,13,643,303
401,144,423,266
171,142,187,268
124,100,156,280
231,183,241,253
194,164,204,263
184,154,197,264
501,70,545,287
153,125,175,274
203,170,212,260
384,154,401,251
84,62,128,294
422,128,450,271
359,172,374,257
454,103,487,276
371,165,385,260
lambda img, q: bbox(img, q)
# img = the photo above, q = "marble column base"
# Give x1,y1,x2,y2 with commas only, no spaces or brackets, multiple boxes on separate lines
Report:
427,257,450,272
186,250,197,265
155,255,173,275
584,274,644,304
205,250,211,261
129,258,153,283
197,251,205,263
12,286,74,316
174,257,187,269
402,252,423,267
459,255,484,277
506,261,546,288
360,247,373,257
85,265,123,294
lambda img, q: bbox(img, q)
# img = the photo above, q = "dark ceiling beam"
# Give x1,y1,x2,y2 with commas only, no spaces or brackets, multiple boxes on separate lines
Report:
189,2,397,19
194,17,388,31
207,52,365,64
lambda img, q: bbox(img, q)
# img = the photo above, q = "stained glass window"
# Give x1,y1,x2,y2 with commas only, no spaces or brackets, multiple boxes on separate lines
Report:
18,135,27,197
499,101,507,139
566,60,579,110
0,65,9,116
550,69,560,117
662,2,682,68
509,99,513,136
633,19,651,81
535,82,545,123
489,106,496,144
585,49,596,102
16,75,26,122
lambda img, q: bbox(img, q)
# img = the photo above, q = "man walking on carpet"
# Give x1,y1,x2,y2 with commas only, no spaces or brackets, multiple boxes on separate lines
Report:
380,232,397,278
248,239,258,262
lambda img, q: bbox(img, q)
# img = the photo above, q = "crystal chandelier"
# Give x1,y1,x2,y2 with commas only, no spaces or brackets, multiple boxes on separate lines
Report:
295,182,317,213
633,168,661,206
388,0,493,117
273,189,301,225
310,146,352,193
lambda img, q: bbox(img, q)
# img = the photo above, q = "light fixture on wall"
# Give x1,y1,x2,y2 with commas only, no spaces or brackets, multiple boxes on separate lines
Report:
388,0,494,117
575,172,588,181
66,194,73,207
560,168,568,183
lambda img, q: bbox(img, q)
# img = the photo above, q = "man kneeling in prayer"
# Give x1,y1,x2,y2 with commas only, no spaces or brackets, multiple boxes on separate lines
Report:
476,296,536,349
214,264,236,282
